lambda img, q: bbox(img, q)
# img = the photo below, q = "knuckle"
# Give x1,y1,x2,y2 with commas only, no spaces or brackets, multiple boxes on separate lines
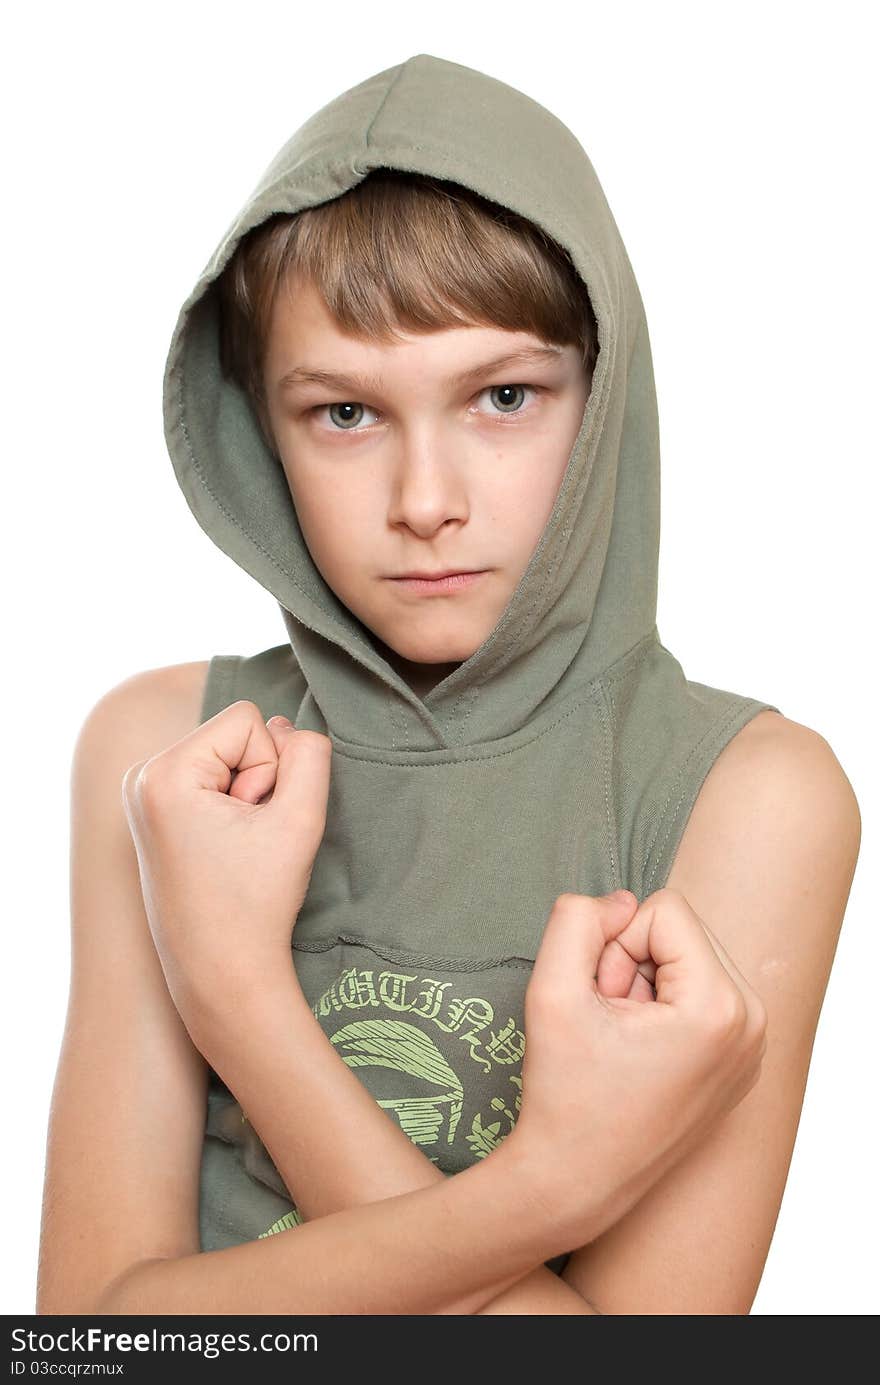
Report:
524,975,556,1025
707,987,747,1043
553,892,585,912
121,757,149,798
229,699,262,718
306,808,329,837
751,995,769,1041
292,803,328,840
743,1062,764,1099
751,1009,769,1064
641,886,689,917
131,756,172,807
656,886,688,911
297,730,333,755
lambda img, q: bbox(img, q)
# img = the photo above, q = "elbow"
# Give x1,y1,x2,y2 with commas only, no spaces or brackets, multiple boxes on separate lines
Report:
41,1259,171,1316
35,1265,105,1318
92,1258,170,1315
36,1282,107,1318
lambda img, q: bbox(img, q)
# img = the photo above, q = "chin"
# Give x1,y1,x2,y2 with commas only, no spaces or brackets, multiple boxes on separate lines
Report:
390,633,483,665
398,649,477,670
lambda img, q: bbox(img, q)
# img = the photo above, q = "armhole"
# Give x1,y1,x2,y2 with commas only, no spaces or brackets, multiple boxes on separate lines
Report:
642,696,783,896
199,654,242,725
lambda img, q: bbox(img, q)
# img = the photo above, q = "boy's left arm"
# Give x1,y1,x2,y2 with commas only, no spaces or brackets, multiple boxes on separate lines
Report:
193,953,597,1315
558,713,861,1315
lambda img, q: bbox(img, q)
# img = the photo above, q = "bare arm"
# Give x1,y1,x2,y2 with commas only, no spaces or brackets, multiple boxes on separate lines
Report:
99,1140,576,1316
37,665,213,1314
37,666,593,1317
186,963,598,1315
559,715,861,1313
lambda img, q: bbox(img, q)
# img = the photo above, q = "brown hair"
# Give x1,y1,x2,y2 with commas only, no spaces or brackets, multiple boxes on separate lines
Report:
215,168,599,456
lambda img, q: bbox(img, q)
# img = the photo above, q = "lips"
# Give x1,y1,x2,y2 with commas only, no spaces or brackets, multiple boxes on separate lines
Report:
393,569,481,580
389,570,488,594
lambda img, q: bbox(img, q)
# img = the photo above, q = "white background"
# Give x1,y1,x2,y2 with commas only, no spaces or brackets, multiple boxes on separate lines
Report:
3,0,876,1316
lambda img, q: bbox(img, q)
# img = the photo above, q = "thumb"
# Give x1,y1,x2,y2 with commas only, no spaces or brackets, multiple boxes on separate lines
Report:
531,891,638,1004
264,718,333,826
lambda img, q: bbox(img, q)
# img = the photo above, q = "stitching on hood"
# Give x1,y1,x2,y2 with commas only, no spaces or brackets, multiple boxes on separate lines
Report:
362,61,408,150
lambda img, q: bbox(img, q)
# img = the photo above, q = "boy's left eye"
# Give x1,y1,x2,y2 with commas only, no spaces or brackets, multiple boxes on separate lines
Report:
475,384,538,419
310,384,540,433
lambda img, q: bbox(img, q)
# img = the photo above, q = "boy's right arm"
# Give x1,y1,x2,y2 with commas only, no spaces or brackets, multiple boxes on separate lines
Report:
36,664,214,1315
37,666,587,1316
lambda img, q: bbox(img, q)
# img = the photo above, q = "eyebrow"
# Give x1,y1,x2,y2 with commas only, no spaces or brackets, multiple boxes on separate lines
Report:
275,345,564,396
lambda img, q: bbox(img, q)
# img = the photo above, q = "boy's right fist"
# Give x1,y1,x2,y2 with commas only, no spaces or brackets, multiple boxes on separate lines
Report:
512,889,768,1249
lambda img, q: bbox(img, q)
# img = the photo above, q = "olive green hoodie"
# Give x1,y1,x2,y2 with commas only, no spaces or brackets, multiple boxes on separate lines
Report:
163,52,781,1275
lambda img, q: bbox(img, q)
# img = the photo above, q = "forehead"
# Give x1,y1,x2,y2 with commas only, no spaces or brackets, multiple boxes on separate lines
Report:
266,278,572,393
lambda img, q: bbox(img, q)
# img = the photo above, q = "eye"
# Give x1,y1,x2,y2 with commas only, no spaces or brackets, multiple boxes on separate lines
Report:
309,384,540,433
312,402,381,432
475,384,538,419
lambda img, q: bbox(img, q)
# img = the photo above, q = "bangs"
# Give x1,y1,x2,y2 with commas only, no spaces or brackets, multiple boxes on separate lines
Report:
216,168,598,454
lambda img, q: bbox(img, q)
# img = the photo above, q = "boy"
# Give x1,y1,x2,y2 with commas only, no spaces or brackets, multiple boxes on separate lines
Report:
38,52,859,1314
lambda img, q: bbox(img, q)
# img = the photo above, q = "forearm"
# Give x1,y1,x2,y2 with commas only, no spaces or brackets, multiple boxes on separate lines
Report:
192,959,598,1314
98,1134,574,1316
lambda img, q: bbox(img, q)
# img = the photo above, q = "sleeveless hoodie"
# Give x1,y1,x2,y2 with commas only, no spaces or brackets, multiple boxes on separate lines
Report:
162,52,781,1276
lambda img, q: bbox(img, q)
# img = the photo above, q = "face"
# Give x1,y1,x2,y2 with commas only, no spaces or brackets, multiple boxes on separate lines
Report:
263,276,591,699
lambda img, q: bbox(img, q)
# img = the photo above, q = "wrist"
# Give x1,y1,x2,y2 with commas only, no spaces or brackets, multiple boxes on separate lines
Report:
485,1130,576,1265
184,948,302,1053
495,1127,609,1257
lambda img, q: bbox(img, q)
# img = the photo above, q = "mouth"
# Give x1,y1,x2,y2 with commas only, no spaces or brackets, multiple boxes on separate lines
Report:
388,570,489,595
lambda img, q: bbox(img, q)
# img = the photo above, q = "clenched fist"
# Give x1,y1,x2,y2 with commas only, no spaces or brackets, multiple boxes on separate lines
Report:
121,701,332,1037
512,888,768,1249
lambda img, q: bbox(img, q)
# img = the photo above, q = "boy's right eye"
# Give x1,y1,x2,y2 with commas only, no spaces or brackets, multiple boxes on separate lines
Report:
311,402,381,432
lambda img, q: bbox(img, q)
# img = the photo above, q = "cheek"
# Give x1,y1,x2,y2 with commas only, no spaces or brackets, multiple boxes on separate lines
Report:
491,464,566,557
289,472,366,559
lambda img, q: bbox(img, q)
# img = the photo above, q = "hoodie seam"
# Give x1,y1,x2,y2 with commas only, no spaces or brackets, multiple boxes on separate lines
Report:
431,262,611,718
641,695,748,895
362,62,409,149
174,371,328,617
331,693,590,765
328,629,658,766
293,932,535,972
593,678,621,891
450,335,610,707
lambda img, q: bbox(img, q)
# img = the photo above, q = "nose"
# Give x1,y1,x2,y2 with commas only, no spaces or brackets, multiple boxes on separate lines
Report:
386,428,469,537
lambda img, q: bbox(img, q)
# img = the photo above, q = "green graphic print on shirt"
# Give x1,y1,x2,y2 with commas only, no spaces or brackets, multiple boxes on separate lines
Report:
203,950,531,1242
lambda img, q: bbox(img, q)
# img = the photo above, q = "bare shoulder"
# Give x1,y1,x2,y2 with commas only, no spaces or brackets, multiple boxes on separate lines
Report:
70,658,214,874
668,709,861,882
666,706,861,960
78,659,212,767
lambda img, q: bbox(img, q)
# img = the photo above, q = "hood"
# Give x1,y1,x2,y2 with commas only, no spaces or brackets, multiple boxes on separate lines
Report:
163,52,659,753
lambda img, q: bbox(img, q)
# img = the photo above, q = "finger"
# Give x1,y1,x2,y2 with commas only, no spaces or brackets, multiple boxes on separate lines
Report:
610,888,730,1016
155,700,280,802
628,970,656,1004
596,937,657,997
230,715,290,804
609,893,749,1000
264,719,333,828
690,913,758,1000
531,892,638,1003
